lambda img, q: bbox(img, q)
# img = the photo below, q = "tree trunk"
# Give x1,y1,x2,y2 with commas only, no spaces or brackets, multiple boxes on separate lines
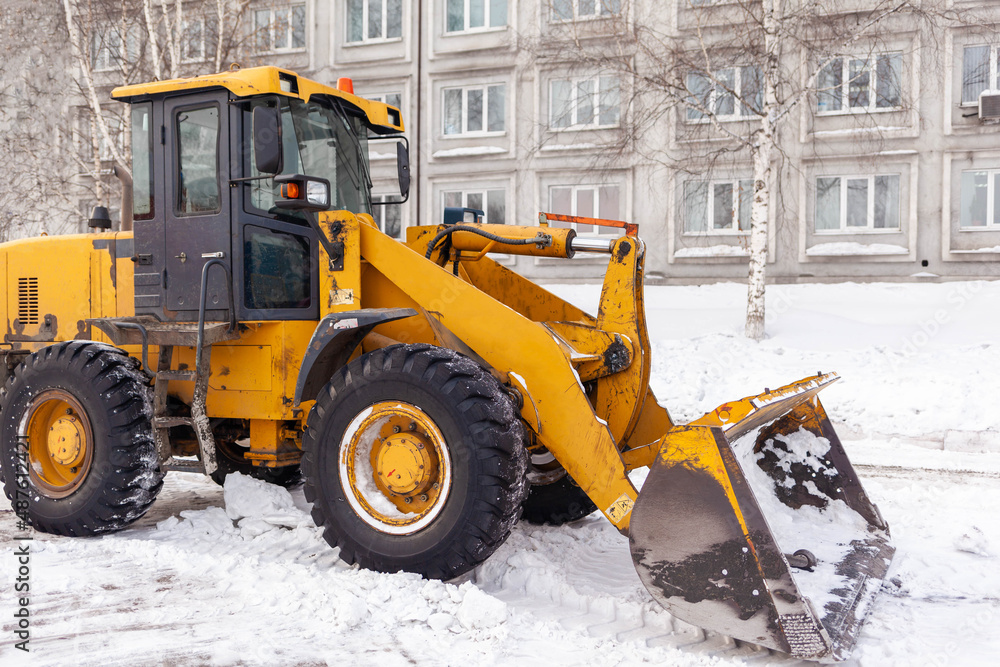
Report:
745,0,780,341
745,129,773,341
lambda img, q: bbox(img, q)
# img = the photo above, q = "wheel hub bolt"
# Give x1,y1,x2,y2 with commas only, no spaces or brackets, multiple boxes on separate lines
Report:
65,408,72,415
419,494,428,502
404,496,412,504
408,421,416,431
393,425,401,433
432,483,439,490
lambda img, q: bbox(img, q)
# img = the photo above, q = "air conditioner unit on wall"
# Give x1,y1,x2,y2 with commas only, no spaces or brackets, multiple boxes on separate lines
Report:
978,90,1000,121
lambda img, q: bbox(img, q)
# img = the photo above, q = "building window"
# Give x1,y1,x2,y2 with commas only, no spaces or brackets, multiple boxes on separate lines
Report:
548,183,621,234
442,189,506,224
446,0,507,32
347,0,402,43
254,5,306,53
372,194,403,238
686,66,761,121
550,0,620,21
683,179,752,234
550,76,619,129
815,174,900,232
182,16,218,63
90,26,141,72
816,54,901,114
96,116,124,161
962,45,1000,105
959,170,1000,229
443,84,505,135
366,92,403,110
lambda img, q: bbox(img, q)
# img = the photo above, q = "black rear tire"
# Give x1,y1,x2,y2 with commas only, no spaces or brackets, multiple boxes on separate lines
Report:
302,344,528,580
0,341,162,536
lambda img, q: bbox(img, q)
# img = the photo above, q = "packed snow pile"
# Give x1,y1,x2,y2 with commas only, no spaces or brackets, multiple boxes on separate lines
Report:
2,281,999,666
222,472,310,529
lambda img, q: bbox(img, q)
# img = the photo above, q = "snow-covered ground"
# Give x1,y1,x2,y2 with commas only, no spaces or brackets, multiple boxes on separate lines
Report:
2,281,998,666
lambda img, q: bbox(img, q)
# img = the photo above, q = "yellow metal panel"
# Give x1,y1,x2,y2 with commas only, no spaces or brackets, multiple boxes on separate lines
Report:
4,234,94,349
208,345,273,392
318,211,362,316
169,321,316,423
115,232,135,318
460,255,594,325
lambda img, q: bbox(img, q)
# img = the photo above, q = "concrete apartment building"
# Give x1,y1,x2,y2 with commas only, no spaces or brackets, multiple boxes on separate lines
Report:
29,1,1000,282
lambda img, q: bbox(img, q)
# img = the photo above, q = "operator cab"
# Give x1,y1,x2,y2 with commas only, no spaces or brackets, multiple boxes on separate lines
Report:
113,67,408,324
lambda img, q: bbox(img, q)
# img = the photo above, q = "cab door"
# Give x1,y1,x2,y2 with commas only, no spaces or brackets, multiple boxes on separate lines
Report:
162,92,232,319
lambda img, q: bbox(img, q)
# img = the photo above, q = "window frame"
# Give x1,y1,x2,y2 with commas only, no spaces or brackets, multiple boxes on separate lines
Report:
90,25,141,72
815,53,903,116
365,92,403,110
441,188,507,225
174,103,222,218
961,44,1000,106
682,178,753,235
253,4,307,55
685,65,761,123
346,0,403,44
547,183,623,235
548,75,620,130
549,0,621,23
181,16,215,63
441,83,506,137
371,193,405,238
958,169,1000,230
445,0,508,34
813,173,902,233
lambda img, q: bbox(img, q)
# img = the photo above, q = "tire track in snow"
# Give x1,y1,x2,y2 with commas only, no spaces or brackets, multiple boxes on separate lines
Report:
473,518,808,665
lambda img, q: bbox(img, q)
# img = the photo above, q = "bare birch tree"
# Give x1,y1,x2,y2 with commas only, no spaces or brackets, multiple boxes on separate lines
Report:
0,0,254,238
534,0,962,339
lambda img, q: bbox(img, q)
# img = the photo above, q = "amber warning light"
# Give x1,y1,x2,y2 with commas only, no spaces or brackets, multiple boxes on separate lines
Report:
274,174,332,212
281,182,300,199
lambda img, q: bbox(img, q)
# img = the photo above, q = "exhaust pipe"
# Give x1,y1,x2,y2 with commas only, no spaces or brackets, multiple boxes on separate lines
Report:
113,162,133,232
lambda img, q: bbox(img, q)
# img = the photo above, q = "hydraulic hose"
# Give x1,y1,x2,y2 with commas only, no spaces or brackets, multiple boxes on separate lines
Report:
424,225,552,259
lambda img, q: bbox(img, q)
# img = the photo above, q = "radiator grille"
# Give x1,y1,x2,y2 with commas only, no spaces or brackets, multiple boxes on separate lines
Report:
18,277,39,325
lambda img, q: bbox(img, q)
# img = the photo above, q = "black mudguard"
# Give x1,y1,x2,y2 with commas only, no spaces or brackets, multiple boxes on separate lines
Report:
293,308,416,406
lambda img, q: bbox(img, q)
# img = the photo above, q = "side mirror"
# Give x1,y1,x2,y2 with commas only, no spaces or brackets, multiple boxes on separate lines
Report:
252,105,283,174
396,141,410,198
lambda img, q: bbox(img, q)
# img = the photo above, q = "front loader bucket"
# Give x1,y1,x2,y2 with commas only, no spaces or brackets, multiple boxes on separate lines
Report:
629,374,893,661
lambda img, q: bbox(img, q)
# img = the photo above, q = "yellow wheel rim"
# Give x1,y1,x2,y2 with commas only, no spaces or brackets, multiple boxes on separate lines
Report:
20,389,94,498
339,401,451,535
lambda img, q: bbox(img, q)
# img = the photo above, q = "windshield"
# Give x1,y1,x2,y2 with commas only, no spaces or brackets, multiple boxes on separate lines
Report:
249,97,373,216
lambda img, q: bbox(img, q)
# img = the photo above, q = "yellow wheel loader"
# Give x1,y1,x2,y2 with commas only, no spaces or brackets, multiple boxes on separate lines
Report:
0,67,893,661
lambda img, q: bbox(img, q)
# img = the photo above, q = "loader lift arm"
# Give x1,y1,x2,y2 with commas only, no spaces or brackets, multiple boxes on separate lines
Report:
356,220,651,530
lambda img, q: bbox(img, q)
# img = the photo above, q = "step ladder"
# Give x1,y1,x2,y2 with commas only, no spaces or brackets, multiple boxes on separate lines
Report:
89,260,238,475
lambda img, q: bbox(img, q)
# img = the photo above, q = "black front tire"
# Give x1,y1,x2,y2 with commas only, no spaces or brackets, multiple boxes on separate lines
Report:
302,344,528,580
521,475,597,526
0,341,162,536
210,438,302,488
